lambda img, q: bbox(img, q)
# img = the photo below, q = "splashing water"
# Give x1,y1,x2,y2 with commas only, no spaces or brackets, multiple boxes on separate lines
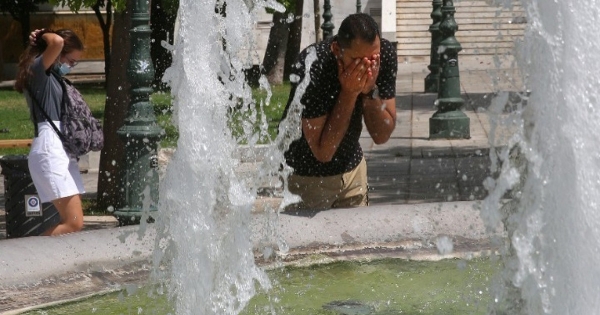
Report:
150,0,290,314
483,1,600,314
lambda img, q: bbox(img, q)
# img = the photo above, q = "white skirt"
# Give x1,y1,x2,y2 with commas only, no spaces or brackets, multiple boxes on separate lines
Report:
28,122,85,203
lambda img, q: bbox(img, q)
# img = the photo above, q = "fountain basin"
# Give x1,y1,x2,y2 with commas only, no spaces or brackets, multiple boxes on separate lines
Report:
0,201,501,313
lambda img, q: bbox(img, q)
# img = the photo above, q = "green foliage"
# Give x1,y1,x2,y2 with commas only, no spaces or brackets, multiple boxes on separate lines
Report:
150,92,178,147
0,83,291,156
278,0,295,10
48,0,85,13
48,0,176,13
48,0,126,13
266,0,296,14
228,83,290,144
0,84,106,156
161,0,179,16
112,0,126,12
81,197,110,215
151,83,291,147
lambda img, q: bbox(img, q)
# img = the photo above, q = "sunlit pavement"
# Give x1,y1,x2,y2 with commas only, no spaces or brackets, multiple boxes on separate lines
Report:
0,55,522,312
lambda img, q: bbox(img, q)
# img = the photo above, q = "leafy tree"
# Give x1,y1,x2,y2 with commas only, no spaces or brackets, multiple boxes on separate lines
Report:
47,0,126,209
49,0,126,78
48,0,178,211
0,0,48,47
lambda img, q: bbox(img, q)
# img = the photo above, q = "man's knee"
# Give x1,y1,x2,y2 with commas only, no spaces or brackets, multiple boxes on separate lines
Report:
333,191,368,208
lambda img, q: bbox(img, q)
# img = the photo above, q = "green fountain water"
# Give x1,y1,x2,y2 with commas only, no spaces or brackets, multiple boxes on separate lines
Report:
23,258,500,315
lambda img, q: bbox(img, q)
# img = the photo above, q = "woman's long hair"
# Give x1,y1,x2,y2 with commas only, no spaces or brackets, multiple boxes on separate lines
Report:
14,29,84,93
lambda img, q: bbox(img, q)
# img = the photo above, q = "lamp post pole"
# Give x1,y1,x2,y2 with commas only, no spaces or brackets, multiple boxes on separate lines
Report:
429,0,470,139
424,0,443,93
321,0,334,41
114,0,163,225
356,0,362,13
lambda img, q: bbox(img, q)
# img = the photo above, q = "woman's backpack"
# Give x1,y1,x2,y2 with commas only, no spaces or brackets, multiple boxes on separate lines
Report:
31,73,104,157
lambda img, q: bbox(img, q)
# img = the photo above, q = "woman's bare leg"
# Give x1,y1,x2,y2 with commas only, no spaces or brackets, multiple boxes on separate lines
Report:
43,194,84,236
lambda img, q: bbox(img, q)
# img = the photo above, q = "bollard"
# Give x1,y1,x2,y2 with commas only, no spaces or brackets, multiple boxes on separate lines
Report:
429,0,470,139
114,0,163,225
424,0,443,93
322,0,334,41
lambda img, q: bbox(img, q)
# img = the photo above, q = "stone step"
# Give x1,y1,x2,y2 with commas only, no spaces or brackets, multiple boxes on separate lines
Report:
397,35,522,45
398,47,515,57
397,0,522,8
397,11,525,21
396,5,524,13
397,17,526,26
397,23,525,31
396,0,526,57
399,39,517,47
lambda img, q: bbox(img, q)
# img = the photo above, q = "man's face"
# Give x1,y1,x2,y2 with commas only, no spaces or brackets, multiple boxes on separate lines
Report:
333,36,381,69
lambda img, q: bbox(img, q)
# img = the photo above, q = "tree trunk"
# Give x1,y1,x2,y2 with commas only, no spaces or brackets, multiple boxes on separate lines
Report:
313,0,321,43
0,40,3,81
150,0,176,91
284,0,304,81
18,13,31,48
262,11,289,85
96,1,132,211
92,0,112,80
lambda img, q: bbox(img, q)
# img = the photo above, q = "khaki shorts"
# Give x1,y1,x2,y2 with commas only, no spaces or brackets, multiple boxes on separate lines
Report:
285,158,368,211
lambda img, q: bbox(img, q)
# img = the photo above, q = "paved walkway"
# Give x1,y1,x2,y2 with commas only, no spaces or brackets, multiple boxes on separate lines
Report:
0,55,523,239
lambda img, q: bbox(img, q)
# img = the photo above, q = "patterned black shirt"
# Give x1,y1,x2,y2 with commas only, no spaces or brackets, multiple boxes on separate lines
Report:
282,36,397,177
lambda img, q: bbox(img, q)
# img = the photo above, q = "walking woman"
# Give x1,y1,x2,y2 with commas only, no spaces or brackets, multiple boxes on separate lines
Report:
14,29,85,235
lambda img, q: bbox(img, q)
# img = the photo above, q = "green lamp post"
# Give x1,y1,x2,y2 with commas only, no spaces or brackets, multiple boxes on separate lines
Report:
424,0,443,93
429,0,470,139
322,0,334,40
114,0,163,225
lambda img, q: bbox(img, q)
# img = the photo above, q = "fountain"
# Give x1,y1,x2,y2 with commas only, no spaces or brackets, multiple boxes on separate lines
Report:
151,1,272,313
480,0,600,314
4,0,599,314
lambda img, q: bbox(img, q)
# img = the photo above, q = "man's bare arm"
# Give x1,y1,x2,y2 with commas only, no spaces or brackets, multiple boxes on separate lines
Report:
302,91,359,162
362,96,396,144
303,58,370,162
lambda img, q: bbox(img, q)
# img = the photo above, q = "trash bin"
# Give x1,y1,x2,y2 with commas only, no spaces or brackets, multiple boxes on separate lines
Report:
0,155,60,238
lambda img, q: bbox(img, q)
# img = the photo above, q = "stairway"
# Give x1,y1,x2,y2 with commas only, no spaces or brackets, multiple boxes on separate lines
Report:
396,0,526,62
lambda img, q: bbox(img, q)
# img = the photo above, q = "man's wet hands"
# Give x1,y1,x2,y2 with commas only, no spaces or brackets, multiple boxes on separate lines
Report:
337,54,381,97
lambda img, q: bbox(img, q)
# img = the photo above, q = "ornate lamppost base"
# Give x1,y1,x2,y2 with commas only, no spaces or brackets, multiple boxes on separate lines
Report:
114,207,157,226
429,109,470,139
113,0,163,226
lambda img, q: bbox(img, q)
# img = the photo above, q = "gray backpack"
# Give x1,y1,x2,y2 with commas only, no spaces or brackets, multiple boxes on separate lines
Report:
32,73,104,157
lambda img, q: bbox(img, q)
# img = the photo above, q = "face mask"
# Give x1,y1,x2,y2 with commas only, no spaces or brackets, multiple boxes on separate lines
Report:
57,62,71,76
